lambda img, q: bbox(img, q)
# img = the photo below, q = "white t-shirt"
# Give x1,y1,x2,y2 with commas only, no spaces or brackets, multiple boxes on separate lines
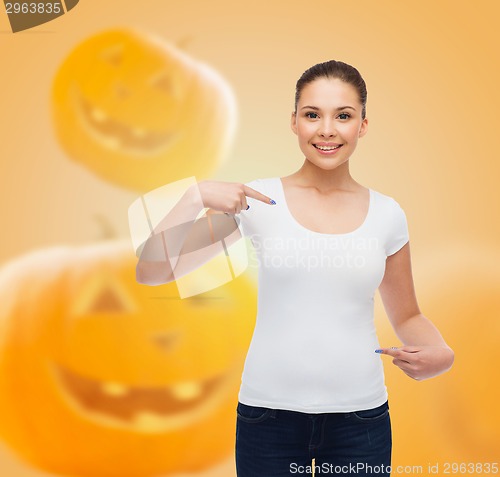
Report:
235,177,410,413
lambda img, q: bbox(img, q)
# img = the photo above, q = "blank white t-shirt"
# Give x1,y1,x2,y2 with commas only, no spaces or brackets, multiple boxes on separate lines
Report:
235,177,410,413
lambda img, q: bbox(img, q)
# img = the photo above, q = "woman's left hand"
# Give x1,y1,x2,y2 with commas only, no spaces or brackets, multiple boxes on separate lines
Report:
376,345,455,381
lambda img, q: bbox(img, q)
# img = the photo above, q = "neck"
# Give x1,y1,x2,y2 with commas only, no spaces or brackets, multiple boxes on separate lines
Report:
289,159,359,194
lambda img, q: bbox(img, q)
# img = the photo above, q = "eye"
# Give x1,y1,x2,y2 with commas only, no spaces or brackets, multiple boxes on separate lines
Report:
305,112,318,119
338,112,351,120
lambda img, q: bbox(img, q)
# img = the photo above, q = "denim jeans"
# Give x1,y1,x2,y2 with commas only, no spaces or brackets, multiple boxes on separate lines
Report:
235,400,391,476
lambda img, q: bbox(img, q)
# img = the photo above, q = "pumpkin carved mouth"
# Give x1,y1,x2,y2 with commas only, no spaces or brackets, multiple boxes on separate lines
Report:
51,362,233,432
72,83,181,155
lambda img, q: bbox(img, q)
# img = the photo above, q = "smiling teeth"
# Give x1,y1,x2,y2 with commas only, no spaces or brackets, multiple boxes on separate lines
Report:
101,382,129,397
170,381,202,400
102,136,121,150
132,411,164,431
101,380,202,400
315,145,341,151
132,128,147,138
90,108,107,123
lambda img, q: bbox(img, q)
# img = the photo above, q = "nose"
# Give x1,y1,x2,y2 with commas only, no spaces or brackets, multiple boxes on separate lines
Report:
318,118,337,137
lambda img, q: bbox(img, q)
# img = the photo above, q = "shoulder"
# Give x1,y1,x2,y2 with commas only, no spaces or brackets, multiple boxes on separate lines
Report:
369,188,409,235
242,177,278,194
369,189,410,255
370,187,406,213
243,177,276,186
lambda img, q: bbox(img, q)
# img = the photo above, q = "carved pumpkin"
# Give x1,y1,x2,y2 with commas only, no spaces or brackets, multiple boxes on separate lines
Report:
0,240,256,476
376,244,499,469
51,28,237,192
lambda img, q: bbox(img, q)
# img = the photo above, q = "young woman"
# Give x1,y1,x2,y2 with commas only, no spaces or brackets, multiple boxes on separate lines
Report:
136,60,454,476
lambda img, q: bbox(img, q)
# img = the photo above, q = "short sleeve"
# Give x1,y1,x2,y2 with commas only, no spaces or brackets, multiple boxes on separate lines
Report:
385,199,410,256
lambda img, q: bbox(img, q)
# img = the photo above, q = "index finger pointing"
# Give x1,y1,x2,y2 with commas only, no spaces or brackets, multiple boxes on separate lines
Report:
243,184,276,206
375,347,400,357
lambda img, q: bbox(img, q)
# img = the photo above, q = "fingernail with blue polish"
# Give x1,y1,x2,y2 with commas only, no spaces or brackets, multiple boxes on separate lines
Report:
246,205,250,210
375,349,383,353
270,199,276,205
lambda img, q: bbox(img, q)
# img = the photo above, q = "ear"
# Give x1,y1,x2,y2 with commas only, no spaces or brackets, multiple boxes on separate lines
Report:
358,117,368,138
290,111,298,135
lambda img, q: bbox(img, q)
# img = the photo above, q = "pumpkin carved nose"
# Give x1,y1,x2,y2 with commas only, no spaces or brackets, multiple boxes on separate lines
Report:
114,82,130,99
151,331,181,351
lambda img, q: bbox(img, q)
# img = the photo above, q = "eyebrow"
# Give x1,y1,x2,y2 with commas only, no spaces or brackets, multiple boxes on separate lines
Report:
300,105,356,111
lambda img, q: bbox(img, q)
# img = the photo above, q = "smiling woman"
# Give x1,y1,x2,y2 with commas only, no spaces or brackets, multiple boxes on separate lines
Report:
131,59,453,477
230,61,453,477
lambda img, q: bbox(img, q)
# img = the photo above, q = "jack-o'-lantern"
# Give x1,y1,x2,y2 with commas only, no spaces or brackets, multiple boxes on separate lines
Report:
375,244,499,471
51,28,237,192
0,239,256,476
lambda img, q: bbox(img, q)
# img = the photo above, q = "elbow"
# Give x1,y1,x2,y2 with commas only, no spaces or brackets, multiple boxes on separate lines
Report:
135,267,153,286
135,263,173,286
136,273,153,287
445,346,455,371
436,345,455,377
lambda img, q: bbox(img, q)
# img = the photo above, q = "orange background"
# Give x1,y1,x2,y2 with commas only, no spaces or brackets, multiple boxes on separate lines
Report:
0,0,499,476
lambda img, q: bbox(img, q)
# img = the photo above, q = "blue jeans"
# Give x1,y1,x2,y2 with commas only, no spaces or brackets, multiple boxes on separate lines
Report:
235,400,392,476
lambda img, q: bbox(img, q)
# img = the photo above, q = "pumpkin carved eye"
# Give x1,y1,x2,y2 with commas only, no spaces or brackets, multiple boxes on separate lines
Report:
149,71,171,93
71,273,137,317
100,44,124,67
88,284,126,313
149,71,183,101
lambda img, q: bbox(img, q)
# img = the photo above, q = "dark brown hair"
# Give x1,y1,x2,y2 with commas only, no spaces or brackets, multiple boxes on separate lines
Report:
294,60,367,119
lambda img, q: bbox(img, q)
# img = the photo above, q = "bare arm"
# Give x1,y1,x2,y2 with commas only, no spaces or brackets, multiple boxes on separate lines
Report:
377,242,455,380
135,180,275,286
135,186,241,286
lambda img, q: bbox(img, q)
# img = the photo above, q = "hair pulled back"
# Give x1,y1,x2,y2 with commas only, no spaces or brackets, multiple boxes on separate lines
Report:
294,60,367,120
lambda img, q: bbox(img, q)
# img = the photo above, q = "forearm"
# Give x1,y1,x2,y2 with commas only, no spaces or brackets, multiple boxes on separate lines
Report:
135,184,207,285
388,313,455,379
393,313,452,350
135,184,242,286
137,184,205,267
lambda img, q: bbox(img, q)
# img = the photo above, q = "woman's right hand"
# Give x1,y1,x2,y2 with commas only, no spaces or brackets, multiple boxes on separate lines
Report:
197,180,276,214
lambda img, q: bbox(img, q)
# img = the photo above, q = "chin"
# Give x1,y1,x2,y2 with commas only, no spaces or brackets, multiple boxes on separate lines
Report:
305,157,349,171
